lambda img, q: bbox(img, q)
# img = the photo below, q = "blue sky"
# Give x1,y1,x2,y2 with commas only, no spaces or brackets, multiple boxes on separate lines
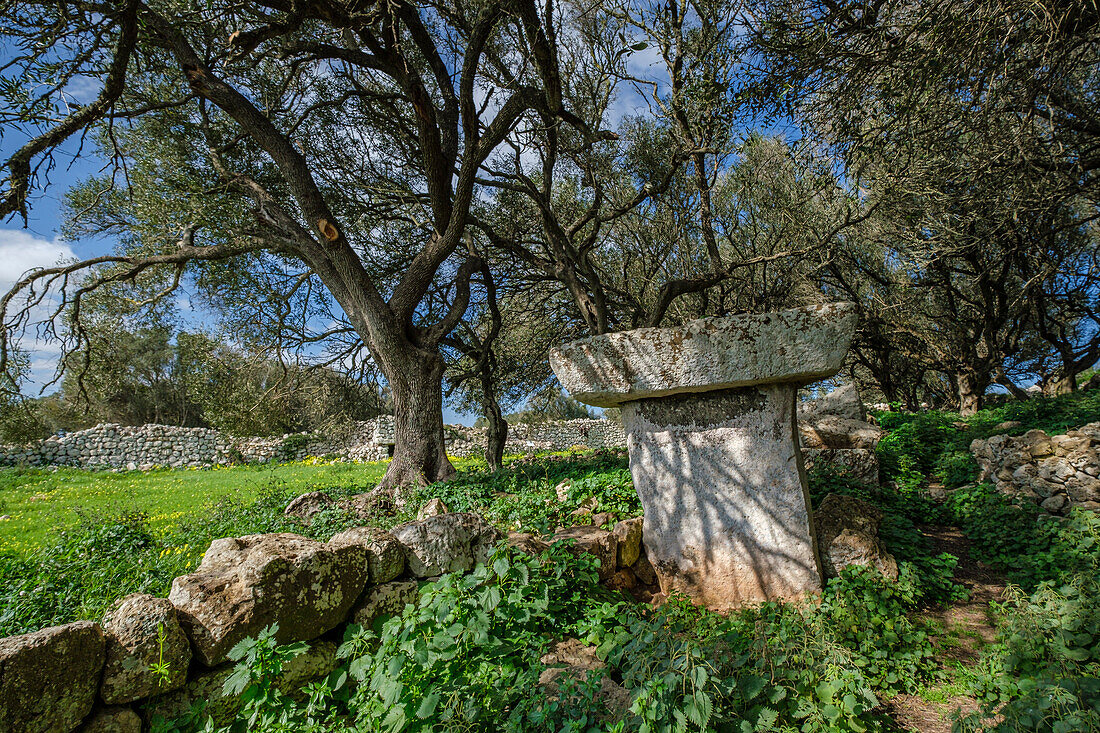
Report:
0,35,676,426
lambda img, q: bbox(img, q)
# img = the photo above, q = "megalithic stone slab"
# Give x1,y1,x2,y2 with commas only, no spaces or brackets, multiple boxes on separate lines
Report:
549,303,856,408
549,303,857,608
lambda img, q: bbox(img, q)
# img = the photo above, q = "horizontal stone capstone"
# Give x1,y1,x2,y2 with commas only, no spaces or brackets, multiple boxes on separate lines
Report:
549,303,857,408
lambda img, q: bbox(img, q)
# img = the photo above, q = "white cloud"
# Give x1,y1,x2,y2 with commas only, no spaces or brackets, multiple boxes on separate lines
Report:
0,229,77,393
0,229,76,291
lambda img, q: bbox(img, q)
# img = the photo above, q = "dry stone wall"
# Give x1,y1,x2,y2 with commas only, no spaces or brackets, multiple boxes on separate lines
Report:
970,424,1100,514
2,411,877,484
0,419,393,470
0,510,656,732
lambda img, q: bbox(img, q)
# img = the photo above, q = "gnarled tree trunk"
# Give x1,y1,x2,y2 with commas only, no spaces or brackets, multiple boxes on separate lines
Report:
955,371,987,416
378,345,455,495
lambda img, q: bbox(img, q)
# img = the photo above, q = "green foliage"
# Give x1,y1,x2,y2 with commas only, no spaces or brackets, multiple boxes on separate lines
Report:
346,542,607,731
403,450,632,535
873,390,1100,489
221,624,314,732
956,579,1100,733
817,566,939,694
947,484,1100,589
566,468,641,520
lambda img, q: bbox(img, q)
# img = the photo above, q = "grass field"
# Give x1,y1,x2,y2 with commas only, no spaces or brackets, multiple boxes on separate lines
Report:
0,459,391,554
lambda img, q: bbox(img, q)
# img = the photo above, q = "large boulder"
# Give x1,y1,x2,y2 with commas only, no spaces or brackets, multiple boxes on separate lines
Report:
417,497,450,520
169,533,369,666
0,621,105,733
552,526,619,581
390,513,503,577
798,416,883,450
813,494,897,580
101,594,191,704
328,526,406,583
798,383,865,421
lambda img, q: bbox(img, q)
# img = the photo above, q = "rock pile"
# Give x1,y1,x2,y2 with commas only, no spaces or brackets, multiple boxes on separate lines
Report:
0,506,664,732
970,425,1100,514
798,382,883,484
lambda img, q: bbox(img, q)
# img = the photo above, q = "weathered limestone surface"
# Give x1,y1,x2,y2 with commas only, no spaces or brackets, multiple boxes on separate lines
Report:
622,386,822,607
169,533,369,666
550,303,856,408
551,304,857,608
390,513,503,577
0,620,105,733
101,594,191,703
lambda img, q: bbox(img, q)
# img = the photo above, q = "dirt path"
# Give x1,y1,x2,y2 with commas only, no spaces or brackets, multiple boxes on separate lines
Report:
883,524,1007,733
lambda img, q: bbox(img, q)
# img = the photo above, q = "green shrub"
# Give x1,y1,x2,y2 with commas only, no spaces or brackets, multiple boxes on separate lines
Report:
956,578,1100,733
947,484,1100,589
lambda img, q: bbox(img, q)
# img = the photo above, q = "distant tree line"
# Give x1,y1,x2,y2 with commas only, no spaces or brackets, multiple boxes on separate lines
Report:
0,319,387,443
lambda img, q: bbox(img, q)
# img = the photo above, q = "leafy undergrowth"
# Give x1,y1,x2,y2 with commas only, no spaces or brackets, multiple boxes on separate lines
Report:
155,540,956,733
6,391,1100,731
874,389,1100,490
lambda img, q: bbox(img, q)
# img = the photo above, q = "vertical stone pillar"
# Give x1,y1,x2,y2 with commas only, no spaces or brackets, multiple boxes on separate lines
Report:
550,303,857,608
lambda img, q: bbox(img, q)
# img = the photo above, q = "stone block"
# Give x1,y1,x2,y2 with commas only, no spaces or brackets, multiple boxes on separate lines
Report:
169,533,369,666
0,621,105,733
621,385,822,607
390,513,503,578
550,303,857,408
101,594,190,704
552,526,619,581
550,305,856,609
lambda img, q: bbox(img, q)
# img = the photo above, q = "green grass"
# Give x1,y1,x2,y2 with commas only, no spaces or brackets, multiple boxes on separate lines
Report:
0,460,390,554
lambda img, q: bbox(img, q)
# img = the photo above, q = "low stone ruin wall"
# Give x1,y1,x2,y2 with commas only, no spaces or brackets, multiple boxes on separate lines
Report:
2,412,880,484
0,419,393,470
0,511,653,733
446,418,627,457
970,424,1100,514
0,482,899,733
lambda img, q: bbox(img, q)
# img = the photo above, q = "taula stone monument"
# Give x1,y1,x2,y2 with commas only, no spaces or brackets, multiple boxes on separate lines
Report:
550,303,858,608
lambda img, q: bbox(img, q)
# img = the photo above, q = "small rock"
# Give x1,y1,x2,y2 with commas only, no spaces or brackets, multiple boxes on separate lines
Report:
605,568,637,590
590,512,614,527
1040,494,1068,514
328,526,406,583
505,532,550,556
79,707,141,733
632,550,658,586
552,526,618,581
284,490,335,521
994,420,1023,432
100,594,190,704
537,639,630,722
554,480,571,503
826,529,899,580
612,518,643,567
350,581,420,629
390,513,503,578
416,497,450,520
